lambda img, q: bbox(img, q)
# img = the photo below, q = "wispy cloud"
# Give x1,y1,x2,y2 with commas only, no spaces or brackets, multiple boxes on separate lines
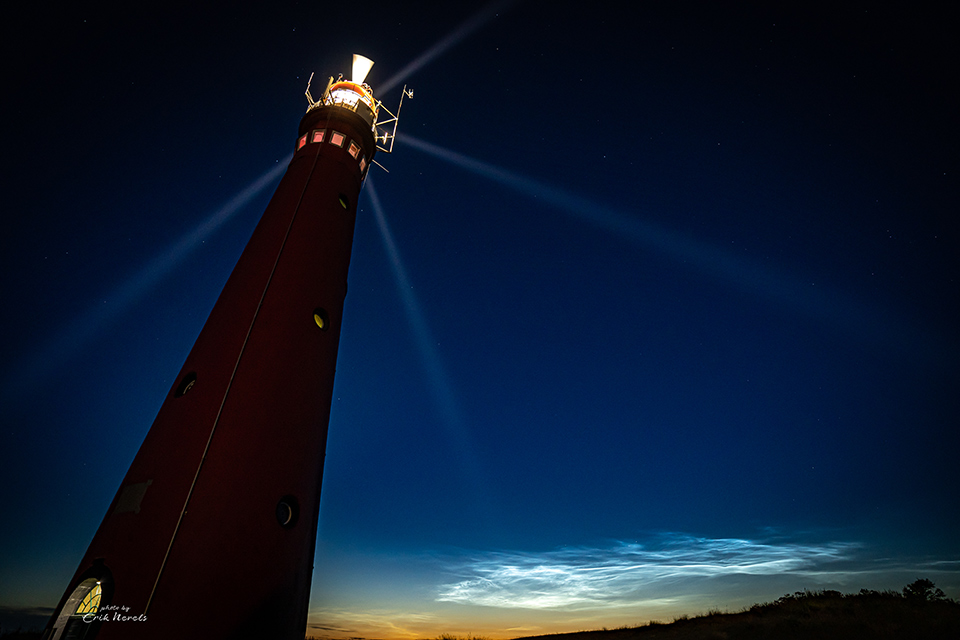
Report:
309,607,442,640
307,536,959,638
0,605,54,631
437,535,860,610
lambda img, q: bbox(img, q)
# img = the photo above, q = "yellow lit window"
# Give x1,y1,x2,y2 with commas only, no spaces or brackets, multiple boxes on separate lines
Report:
313,308,329,330
75,582,102,614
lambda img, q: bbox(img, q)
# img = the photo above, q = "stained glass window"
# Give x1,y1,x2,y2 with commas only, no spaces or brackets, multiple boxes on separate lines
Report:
75,583,101,614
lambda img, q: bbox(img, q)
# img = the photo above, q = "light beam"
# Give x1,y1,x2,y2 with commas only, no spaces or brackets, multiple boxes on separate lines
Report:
379,0,516,93
2,156,290,404
397,132,934,360
366,179,494,523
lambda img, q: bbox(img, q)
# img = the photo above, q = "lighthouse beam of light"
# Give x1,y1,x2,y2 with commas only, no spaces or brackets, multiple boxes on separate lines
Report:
7,0,513,403
2,156,291,404
378,0,517,93
397,133,934,360
366,180,493,521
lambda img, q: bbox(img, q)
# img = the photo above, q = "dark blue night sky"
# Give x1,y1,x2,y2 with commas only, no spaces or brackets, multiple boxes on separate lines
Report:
2,1,958,637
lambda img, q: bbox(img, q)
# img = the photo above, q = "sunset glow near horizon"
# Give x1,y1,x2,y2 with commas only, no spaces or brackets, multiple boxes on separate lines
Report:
2,1,958,638
306,534,958,639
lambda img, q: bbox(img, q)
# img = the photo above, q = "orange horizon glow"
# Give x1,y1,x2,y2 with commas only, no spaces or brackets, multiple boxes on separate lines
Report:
304,605,712,640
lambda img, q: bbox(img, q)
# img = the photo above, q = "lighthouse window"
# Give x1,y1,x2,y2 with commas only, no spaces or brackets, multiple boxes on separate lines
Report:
276,495,300,529
312,129,325,143
175,372,197,397
113,480,153,515
348,141,361,158
50,576,110,640
330,131,346,147
359,157,367,171
75,582,102,614
313,308,330,330
297,134,308,150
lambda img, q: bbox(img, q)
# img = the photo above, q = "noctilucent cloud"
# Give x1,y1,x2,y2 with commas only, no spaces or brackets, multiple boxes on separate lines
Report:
2,1,958,638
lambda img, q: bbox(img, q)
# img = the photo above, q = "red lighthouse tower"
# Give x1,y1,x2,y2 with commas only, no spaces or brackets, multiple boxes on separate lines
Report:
44,55,406,640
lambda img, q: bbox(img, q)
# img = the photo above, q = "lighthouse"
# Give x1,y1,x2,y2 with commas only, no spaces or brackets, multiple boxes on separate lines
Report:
44,55,407,640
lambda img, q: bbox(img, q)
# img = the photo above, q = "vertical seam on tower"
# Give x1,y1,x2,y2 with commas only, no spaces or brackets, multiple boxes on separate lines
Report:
145,138,327,613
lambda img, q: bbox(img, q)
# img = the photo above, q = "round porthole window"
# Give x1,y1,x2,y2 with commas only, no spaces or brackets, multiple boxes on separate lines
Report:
313,308,330,331
276,496,300,529
175,372,197,397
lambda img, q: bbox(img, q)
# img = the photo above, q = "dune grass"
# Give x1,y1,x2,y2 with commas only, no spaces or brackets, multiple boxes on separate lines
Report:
7,581,956,640
508,581,960,640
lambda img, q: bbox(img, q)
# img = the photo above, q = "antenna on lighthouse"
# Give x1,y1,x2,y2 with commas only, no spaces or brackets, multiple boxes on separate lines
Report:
45,53,389,640
302,54,413,168
352,54,374,84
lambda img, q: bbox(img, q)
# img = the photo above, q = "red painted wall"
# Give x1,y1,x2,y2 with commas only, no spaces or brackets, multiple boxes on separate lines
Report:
45,101,376,640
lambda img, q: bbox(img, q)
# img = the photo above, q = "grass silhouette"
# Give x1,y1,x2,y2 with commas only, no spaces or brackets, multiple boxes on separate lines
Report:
7,581,957,640
511,581,960,640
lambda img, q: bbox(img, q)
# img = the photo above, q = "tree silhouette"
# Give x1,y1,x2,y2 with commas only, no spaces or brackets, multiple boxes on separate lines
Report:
903,578,947,601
